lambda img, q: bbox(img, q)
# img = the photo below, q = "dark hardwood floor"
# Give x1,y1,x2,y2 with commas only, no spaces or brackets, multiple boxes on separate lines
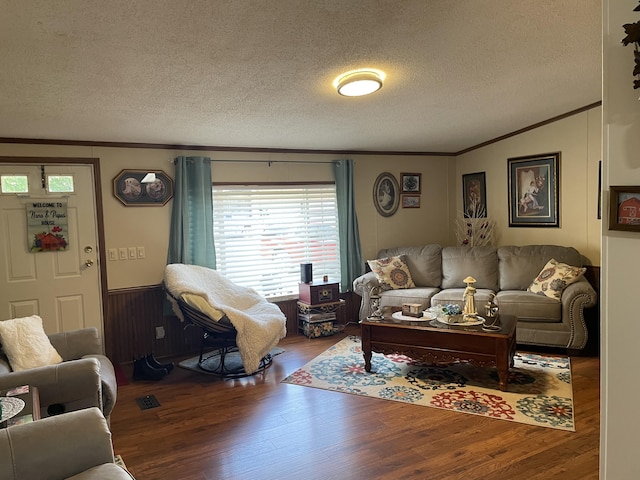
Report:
110,324,600,480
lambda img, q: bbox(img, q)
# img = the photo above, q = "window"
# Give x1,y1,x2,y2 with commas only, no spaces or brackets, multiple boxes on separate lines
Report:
0,174,75,193
213,184,340,300
0,175,28,193
47,175,74,193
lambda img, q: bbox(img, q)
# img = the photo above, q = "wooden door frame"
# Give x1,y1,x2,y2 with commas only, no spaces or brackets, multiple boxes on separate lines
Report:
0,156,108,334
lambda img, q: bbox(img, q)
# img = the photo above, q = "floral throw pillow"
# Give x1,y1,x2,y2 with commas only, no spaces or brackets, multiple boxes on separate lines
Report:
367,255,416,290
527,258,586,300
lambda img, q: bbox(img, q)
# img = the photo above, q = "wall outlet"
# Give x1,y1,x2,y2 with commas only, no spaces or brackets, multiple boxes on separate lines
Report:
155,326,165,339
118,248,127,260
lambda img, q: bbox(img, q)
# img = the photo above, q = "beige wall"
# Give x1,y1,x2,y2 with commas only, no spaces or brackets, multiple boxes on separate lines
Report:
0,106,601,290
455,107,602,264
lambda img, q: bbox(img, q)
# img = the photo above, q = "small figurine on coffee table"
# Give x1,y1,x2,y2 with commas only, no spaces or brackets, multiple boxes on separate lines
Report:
462,276,477,320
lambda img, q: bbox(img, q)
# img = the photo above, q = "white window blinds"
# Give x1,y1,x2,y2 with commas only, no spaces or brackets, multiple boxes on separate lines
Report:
212,184,341,300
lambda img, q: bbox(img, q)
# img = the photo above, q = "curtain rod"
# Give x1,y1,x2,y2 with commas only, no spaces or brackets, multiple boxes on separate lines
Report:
171,158,341,165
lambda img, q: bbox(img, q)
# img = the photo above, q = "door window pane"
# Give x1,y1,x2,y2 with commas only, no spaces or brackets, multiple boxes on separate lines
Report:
47,175,74,193
0,175,29,193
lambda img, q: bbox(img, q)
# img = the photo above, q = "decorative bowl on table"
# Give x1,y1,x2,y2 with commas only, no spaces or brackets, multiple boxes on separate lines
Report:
429,304,483,326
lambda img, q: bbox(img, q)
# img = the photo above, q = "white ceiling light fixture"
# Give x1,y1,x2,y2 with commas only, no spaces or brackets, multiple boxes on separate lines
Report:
335,69,385,97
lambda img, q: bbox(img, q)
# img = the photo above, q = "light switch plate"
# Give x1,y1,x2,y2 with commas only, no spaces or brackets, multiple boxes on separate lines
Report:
137,246,145,259
118,248,127,260
108,248,117,261
128,247,137,259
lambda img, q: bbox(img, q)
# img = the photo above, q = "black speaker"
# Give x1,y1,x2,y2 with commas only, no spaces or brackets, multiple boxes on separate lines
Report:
300,263,313,283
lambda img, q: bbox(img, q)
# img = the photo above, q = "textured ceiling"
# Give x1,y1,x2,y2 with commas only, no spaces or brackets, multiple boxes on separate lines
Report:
0,1,602,153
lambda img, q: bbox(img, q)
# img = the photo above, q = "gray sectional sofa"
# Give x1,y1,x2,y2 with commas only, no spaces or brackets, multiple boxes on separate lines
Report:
353,244,597,350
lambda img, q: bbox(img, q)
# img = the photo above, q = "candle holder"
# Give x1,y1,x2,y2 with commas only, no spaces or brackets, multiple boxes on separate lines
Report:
367,286,383,320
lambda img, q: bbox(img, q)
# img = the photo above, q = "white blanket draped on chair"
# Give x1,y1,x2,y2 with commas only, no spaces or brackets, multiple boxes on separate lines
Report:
164,264,287,374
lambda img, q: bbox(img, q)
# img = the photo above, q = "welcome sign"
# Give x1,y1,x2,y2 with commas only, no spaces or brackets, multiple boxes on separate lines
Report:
26,199,69,252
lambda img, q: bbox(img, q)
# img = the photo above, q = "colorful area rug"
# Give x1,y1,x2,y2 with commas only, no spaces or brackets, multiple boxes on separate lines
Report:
282,335,575,431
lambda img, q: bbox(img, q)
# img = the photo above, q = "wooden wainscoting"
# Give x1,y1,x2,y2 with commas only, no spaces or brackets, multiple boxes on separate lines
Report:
105,286,362,364
105,285,202,365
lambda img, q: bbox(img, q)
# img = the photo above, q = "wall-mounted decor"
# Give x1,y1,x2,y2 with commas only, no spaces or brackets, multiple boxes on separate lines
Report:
462,172,487,218
26,198,69,251
373,172,399,217
402,194,420,208
401,173,421,193
621,1,640,92
113,170,174,206
508,152,560,227
609,186,640,231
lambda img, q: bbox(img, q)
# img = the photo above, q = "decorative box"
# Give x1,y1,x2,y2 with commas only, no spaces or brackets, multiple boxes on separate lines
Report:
401,303,423,318
299,319,335,338
299,281,339,305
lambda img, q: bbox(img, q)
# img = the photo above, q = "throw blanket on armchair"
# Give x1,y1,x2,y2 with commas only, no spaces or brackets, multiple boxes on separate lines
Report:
164,264,287,374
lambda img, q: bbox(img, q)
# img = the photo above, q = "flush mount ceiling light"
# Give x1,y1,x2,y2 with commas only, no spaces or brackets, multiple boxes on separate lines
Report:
334,69,385,97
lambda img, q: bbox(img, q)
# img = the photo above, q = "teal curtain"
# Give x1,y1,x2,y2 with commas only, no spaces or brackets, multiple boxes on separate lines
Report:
333,159,364,292
167,156,216,268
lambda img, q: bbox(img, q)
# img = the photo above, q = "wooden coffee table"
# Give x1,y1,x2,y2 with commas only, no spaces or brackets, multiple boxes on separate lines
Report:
361,313,517,391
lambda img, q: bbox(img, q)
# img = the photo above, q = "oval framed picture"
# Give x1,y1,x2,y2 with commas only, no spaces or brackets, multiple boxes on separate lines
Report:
373,172,399,217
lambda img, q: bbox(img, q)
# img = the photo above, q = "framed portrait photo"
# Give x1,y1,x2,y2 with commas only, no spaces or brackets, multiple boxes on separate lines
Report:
373,172,399,217
401,173,421,193
508,152,560,227
609,186,640,232
113,169,174,206
462,172,487,218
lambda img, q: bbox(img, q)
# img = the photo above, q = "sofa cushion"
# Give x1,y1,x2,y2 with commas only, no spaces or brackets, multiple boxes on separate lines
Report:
0,315,63,371
498,245,583,291
527,258,586,300
368,255,416,290
431,288,495,311
495,290,562,323
377,244,442,287
379,287,438,310
441,246,498,290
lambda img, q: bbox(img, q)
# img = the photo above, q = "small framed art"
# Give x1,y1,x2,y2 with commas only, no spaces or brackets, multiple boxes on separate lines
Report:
462,172,487,218
113,169,174,206
401,173,421,193
402,194,420,208
508,152,560,227
609,186,640,232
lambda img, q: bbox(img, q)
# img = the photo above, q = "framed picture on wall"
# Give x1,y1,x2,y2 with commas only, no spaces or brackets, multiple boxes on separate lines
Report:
401,173,421,193
113,169,174,206
402,194,420,208
609,186,640,232
508,152,560,227
462,172,487,218
373,172,400,217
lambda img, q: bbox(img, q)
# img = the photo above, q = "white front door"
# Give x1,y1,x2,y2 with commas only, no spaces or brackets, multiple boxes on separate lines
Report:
0,163,103,338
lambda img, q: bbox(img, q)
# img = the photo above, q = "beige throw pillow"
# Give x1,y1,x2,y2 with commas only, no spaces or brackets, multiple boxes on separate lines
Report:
527,258,586,301
0,315,63,371
367,255,416,290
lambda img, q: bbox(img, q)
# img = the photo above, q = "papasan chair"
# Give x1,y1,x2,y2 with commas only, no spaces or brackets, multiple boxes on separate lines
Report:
164,264,287,377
